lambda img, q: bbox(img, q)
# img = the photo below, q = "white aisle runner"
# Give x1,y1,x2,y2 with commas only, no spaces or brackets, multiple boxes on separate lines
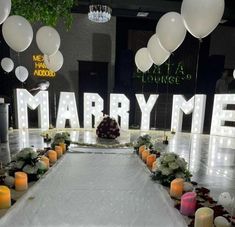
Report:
0,153,187,227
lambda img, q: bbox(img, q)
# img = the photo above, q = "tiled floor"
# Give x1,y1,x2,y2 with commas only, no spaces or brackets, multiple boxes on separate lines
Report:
1,129,235,200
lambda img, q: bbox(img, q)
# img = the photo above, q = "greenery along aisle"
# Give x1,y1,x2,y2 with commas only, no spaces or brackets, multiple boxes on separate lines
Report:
11,0,76,29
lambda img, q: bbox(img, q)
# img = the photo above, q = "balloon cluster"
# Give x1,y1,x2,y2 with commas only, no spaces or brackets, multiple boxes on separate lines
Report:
0,0,64,83
135,0,225,72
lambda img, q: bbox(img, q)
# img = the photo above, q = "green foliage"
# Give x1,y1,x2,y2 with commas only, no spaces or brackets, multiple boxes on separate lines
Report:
51,132,70,149
11,0,75,29
9,147,47,179
134,134,153,151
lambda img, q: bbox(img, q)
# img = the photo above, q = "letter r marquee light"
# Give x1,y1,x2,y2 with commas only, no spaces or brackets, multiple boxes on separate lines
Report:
171,95,206,133
15,89,49,129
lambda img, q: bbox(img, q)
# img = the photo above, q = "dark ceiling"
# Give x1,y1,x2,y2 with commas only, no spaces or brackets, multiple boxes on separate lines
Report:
73,0,235,26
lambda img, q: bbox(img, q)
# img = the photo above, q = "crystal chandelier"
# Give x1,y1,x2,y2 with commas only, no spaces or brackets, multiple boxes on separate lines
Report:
88,4,112,23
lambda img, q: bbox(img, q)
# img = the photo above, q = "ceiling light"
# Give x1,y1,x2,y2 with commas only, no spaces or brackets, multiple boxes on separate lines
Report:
88,4,112,23
137,12,149,17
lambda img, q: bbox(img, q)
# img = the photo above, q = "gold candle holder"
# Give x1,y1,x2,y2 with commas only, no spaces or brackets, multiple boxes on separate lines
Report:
0,186,11,209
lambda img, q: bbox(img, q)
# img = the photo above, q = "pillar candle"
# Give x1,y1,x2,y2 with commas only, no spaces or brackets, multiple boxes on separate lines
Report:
0,186,11,209
59,143,66,153
146,154,156,169
170,178,184,198
55,146,63,158
48,150,57,163
141,150,150,162
180,192,197,216
138,145,146,156
152,160,158,172
15,172,28,191
194,207,214,227
40,156,49,169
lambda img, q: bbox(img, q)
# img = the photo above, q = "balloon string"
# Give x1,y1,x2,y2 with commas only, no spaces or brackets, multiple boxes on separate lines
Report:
188,39,202,171
163,55,171,139
17,52,23,88
154,74,159,129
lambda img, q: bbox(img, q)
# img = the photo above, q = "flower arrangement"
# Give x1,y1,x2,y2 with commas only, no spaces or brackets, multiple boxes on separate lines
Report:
96,116,120,139
8,147,47,180
134,134,153,152
51,132,71,149
152,152,192,186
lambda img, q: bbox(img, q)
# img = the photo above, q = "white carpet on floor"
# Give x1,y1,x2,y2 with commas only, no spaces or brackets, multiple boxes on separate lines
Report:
0,153,187,227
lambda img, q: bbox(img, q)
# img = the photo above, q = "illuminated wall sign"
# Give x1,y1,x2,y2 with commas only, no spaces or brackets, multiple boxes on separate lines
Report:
171,95,206,134
133,62,192,85
33,54,56,77
15,90,235,138
210,94,235,137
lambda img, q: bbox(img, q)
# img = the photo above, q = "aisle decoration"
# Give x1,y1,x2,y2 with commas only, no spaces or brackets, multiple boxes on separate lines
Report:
50,132,71,150
152,152,192,186
8,147,48,180
96,116,120,139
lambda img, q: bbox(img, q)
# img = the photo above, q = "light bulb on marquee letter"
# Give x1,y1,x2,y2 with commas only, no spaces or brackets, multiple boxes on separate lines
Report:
211,94,235,137
56,92,80,128
110,94,130,130
171,95,206,133
15,89,49,129
83,93,104,129
136,94,158,130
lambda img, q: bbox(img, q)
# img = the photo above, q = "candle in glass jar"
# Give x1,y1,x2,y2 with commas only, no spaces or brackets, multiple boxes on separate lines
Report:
59,143,66,153
0,186,11,209
194,207,214,227
48,150,57,163
40,156,49,169
152,160,158,172
15,172,28,191
180,192,197,216
138,145,146,156
170,178,184,198
146,154,156,169
55,146,63,158
142,150,150,162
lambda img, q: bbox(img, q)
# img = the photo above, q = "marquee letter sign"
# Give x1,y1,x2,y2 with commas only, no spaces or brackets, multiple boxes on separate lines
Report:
56,92,80,128
210,94,235,137
136,94,158,131
15,89,49,129
83,93,104,129
110,94,130,130
171,95,206,133
15,89,235,138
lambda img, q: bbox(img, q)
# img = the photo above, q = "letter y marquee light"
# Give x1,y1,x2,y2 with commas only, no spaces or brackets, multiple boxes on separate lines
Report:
136,94,158,130
171,95,206,133
83,93,104,129
56,92,80,128
110,94,130,130
15,89,49,129
211,94,235,137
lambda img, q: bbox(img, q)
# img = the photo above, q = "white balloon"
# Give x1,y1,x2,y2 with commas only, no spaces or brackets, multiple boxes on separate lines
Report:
147,34,170,66
15,66,29,82
1,57,14,73
36,26,61,56
214,216,230,227
233,69,235,79
2,15,33,52
181,0,225,39
44,51,64,72
156,12,186,53
0,0,11,25
218,192,232,208
135,48,153,73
